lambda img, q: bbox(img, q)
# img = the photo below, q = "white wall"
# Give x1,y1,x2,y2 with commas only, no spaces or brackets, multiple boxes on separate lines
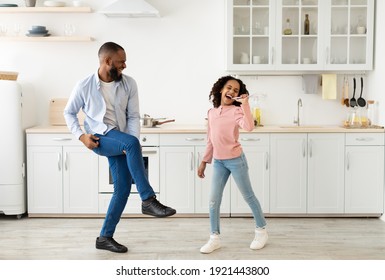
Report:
0,0,382,128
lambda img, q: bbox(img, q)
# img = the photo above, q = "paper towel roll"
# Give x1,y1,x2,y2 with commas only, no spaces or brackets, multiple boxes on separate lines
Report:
321,74,337,100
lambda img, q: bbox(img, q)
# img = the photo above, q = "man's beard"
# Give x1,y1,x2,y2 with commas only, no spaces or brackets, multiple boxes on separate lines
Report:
109,65,122,82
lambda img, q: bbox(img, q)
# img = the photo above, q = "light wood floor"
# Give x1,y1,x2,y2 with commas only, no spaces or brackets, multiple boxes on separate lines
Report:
1,215,385,260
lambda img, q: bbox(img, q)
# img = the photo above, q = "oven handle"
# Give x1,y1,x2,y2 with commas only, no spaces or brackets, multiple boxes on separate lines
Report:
142,150,158,154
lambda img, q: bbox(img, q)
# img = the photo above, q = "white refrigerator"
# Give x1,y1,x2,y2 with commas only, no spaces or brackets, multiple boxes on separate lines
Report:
0,80,26,217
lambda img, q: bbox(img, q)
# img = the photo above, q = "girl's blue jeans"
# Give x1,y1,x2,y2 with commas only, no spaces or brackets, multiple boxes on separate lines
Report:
209,153,267,234
93,129,155,237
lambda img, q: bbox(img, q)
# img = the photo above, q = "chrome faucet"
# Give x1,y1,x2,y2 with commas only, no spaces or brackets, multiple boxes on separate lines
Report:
294,98,303,126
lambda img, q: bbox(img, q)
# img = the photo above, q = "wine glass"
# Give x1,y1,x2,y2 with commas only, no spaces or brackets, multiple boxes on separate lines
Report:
64,23,75,36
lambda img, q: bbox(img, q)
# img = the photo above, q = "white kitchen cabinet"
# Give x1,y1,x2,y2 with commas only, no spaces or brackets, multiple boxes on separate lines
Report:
275,0,322,71
226,0,374,72
27,146,63,213
324,0,374,71
230,134,270,215
270,133,344,214
159,134,230,215
62,146,98,213
270,133,307,213
27,134,98,215
345,133,384,214
307,133,345,213
226,0,276,71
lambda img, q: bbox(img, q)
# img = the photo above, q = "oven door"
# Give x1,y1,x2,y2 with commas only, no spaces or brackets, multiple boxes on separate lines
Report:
98,147,160,193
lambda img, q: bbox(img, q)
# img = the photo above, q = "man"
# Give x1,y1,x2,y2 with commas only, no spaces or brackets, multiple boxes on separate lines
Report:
64,42,176,253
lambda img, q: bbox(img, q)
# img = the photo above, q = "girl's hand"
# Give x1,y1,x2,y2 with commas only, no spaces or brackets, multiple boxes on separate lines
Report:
197,161,207,178
237,94,249,105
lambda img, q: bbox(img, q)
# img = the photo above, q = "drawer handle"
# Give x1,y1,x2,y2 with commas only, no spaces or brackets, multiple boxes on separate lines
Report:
241,138,261,141
355,137,374,142
52,138,72,141
185,138,205,141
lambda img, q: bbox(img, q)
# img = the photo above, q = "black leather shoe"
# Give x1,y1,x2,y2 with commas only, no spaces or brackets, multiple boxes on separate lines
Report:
95,237,128,253
142,197,176,217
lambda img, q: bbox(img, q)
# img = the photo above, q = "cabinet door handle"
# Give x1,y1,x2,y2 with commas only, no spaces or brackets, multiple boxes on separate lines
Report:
325,47,330,64
265,152,269,170
271,47,274,64
185,138,205,142
190,152,194,171
197,152,201,170
58,153,61,171
309,139,313,158
346,152,350,170
302,139,306,157
64,152,68,171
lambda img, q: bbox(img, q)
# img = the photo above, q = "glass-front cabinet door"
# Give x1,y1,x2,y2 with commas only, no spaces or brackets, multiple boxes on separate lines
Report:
324,0,374,71
276,0,320,70
225,0,374,72
226,0,276,71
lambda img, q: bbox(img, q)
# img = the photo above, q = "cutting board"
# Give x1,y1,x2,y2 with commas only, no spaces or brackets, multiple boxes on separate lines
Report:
49,98,85,126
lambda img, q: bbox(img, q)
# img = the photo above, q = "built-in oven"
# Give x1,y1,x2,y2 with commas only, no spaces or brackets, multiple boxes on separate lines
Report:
98,134,160,194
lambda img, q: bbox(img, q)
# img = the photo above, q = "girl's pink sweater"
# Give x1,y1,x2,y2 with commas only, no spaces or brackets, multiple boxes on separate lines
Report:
202,103,254,163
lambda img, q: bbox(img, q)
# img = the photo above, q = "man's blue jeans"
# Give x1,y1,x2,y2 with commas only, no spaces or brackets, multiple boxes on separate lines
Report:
209,153,267,234
93,129,156,237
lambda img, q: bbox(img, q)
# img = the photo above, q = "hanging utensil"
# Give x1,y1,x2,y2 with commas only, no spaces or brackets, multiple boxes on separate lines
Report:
357,77,366,107
343,76,350,107
349,77,357,107
340,76,346,105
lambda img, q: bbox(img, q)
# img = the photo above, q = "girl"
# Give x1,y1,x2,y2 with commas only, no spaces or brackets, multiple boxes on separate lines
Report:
198,75,267,254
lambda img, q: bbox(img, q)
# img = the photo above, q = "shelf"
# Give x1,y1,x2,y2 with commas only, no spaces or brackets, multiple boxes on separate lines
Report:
0,36,93,42
0,7,92,13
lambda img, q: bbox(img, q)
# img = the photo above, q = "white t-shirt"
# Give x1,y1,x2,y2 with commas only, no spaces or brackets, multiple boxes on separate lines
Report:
100,80,118,130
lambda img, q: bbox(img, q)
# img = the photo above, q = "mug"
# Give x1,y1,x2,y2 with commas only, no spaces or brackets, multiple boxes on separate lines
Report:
253,56,261,64
25,0,36,7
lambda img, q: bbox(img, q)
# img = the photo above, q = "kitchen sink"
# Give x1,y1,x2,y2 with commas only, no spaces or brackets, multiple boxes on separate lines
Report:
279,125,324,129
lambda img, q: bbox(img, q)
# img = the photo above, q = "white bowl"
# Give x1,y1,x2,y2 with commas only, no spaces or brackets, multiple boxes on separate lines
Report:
72,0,82,7
44,1,66,7
357,26,366,34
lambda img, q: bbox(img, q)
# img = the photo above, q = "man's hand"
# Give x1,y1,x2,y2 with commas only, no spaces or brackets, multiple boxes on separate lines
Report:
79,134,99,150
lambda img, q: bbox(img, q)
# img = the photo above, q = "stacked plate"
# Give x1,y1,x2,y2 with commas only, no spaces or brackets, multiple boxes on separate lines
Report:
0,4,18,7
26,25,50,37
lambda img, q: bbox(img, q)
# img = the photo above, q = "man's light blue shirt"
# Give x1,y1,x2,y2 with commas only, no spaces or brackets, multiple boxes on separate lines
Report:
64,71,141,140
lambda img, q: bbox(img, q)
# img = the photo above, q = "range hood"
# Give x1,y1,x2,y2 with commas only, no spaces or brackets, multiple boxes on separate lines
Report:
99,0,160,18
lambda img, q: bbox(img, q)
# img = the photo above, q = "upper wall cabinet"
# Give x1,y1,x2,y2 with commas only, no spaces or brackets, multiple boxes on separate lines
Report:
225,0,374,73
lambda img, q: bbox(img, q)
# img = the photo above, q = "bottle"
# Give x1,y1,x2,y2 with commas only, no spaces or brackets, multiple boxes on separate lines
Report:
304,14,310,35
283,18,292,35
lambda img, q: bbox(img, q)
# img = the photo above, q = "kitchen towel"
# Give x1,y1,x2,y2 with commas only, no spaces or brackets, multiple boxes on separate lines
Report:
321,74,337,99
302,74,319,94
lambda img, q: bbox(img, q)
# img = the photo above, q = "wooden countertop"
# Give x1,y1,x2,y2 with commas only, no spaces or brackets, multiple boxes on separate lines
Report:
25,124,385,134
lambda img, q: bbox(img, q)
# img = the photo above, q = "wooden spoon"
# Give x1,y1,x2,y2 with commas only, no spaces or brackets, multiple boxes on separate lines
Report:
343,77,350,107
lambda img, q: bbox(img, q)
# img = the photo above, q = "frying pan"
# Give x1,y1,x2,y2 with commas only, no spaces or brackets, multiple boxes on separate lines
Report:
357,77,366,107
350,77,357,107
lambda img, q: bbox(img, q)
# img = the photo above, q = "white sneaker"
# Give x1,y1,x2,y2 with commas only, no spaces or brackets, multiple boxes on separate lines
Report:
250,228,268,250
200,234,221,254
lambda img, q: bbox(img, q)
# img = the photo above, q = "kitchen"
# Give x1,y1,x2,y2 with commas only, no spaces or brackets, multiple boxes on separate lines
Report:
1,0,385,277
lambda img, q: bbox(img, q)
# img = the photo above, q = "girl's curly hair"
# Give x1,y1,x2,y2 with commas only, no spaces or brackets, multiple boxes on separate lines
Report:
209,75,249,108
